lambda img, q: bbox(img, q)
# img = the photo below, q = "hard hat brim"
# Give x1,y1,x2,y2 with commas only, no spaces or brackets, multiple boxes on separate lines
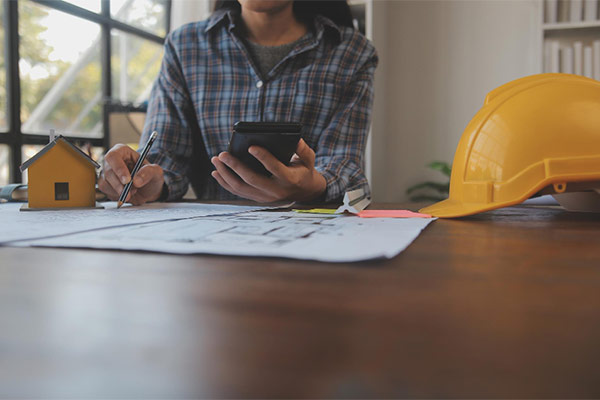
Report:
419,197,521,218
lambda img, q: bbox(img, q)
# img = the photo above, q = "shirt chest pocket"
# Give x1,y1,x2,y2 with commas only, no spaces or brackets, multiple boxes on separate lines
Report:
291,78,340,126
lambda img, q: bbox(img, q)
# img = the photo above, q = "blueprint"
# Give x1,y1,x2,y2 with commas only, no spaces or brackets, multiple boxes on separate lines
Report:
0,202,270,244
19,211,434,262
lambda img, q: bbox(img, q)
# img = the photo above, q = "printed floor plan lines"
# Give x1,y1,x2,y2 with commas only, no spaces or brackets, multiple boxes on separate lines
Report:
15,210,435,262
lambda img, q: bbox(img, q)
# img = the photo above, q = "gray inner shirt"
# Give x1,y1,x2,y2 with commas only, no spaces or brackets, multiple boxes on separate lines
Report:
244,33,311,78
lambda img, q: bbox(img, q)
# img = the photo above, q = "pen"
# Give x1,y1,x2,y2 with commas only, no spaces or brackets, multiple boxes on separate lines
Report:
117,130,158,208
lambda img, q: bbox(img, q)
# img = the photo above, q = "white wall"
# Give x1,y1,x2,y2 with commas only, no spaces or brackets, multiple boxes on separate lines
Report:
170,0,212,31
370,0,542,202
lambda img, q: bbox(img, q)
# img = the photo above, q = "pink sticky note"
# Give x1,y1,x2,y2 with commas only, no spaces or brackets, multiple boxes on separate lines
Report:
357,210,432,218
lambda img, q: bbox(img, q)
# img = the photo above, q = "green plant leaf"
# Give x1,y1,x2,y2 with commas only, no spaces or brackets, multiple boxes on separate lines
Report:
406,181,450,195
428,161,452,177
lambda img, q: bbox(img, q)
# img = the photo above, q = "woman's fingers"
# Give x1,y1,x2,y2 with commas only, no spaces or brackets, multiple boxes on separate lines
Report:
211,156,275,202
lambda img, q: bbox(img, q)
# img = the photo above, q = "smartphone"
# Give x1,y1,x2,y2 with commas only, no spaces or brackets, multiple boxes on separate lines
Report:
228,121,302,176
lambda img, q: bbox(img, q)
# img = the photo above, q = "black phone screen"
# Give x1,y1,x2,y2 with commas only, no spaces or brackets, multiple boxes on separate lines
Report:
227,122,302,176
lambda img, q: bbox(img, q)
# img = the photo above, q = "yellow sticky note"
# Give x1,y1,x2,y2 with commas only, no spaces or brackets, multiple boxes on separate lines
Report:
292,208,338,214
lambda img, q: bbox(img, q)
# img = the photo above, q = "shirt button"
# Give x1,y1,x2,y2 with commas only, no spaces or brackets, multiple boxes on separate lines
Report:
256,80,263,88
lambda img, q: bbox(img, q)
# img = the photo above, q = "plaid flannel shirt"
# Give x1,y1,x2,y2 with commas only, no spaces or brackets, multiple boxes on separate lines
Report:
142,8,378,202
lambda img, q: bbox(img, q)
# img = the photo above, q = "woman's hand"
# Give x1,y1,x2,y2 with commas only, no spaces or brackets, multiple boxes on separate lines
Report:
98,144,165,206
210,139,326,203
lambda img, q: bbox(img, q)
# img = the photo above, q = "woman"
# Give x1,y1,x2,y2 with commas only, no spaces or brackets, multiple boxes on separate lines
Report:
99,0,377,205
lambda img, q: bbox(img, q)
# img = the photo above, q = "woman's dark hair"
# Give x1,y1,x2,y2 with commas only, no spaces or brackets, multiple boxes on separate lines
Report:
213,0,354,29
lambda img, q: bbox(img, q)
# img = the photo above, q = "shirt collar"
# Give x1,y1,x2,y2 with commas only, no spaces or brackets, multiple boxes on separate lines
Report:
204,8,237,33
313,15,342,43
205,9,343,43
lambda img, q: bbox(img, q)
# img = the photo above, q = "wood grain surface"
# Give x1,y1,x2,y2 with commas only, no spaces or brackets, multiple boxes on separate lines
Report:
1,204,599,398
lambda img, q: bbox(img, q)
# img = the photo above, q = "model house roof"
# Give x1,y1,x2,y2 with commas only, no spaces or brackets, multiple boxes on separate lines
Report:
20,135,101,171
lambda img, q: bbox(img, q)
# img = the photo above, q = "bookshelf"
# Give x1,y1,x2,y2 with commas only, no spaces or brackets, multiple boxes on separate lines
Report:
542,0,600,78
544,20,600,30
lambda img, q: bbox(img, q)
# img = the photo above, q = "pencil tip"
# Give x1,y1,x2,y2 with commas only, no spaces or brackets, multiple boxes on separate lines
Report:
117,201,123,208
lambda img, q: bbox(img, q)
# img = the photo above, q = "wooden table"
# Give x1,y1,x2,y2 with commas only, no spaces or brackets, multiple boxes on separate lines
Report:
1,204,600,398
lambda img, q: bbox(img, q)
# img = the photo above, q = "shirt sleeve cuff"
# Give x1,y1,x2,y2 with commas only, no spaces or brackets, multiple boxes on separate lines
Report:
162,170,188,201
157,182,169,202
316,168,372,204
318,169,344,203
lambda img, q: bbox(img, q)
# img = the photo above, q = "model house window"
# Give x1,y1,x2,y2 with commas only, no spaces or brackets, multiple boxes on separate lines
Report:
0,0,170,186
54,182,69,200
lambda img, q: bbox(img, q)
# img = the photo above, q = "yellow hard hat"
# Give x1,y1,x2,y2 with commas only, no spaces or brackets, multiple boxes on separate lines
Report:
420,73,600,218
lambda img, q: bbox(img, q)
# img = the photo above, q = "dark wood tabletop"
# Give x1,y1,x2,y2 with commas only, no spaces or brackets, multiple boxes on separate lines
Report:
1,204,600,398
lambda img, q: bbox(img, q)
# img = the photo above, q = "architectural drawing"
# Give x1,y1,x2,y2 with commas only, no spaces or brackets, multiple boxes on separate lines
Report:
21,211,434,262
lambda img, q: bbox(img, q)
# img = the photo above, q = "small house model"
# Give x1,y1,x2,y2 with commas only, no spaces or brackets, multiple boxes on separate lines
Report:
20,134,100,209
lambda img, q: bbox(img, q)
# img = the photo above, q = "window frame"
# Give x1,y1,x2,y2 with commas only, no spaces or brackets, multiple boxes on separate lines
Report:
1,0,171,183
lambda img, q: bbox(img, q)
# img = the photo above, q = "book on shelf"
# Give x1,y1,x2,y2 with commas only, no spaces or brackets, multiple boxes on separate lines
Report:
570,0,583,22
544,41,551,72
545,0,558,23
594,40,600,80
558,0,570,22
561,46,574,73
544,39,600,79
584,45,593,78
545,40,561,73
583,0,598,21
574,41,583,75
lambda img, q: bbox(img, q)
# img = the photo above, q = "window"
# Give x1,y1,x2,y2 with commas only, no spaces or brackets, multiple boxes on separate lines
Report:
0,0,170,184
21,144,43,184
0,145,8,186
111,0,168,37
54,182,69,200
62,0,101,13
20,1,102,137
112,30,163,103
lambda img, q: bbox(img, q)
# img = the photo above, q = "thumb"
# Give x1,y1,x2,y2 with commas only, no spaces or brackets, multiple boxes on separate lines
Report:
295,139,315,167
133,164,160,187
